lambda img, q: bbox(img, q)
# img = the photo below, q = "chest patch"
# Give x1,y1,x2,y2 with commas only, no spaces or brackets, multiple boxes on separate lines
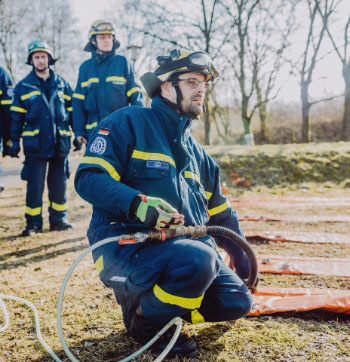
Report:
146,160,169,170
90,136,107,155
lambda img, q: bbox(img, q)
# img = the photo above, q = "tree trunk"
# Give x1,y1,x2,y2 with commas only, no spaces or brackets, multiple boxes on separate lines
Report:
203,97,210,145
301,83,310,143
342,63,350,141
241,95,250,134
256,84,268,141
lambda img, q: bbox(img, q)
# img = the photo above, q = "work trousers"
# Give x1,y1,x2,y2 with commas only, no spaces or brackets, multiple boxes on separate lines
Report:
97,236,253,329
21,156,69,228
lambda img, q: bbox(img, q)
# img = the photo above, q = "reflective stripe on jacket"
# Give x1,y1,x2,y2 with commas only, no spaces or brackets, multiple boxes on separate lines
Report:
75,96,240,241
0,66,13,148
72,51,144,139
10,69,73,157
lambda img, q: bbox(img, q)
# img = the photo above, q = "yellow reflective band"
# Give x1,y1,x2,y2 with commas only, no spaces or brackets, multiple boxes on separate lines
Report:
85,122,98,130
184,170,200,183
191,309,205,324
11,105,27,113
49,201,67,211
106,76,126,84
205,191,213,200
58,91,72,101
208,200,230,217
158,67,188,82
95,255,104,274
73,93,85,100
81,78,99,87
126,87,141,97
153,284,203,309
25,206,42,216
67,107,72,112
21,90,41,100
80,156,121,181
0,90,2,95
132,150,176,168
58,129,71,136
22,129,39,137
1,99,12,105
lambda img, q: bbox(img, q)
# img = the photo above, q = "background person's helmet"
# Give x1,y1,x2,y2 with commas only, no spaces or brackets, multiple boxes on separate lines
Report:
26,40,57,65
84,19,120,52
141,49,219,98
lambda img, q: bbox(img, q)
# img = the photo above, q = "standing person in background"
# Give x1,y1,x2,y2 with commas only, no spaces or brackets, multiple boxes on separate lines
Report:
0,66,14,192
72,20,144,147
6,40,74,236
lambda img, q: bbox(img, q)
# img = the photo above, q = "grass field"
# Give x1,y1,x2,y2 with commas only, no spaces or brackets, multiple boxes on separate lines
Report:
0,154,350,361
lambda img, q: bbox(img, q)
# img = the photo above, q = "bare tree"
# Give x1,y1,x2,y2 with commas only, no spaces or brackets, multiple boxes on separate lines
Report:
0,0,27,82
294,0,339,143
116,0,233,144
219,0,261,141
252,1,298,142
316,0,350,140
0,0,82,85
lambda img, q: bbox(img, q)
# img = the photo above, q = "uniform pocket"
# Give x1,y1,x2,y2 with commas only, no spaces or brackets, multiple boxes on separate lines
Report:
22,128,40,152
58,128,71,154
110,83,128,110
65,158,71,179
20,160,30,181
132,160,170,179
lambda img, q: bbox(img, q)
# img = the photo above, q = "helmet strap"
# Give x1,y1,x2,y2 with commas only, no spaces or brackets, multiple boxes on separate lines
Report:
170,75,201,120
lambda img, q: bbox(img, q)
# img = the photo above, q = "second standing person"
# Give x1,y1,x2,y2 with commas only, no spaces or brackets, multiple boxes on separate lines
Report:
72,20,144,147
7,41,74,236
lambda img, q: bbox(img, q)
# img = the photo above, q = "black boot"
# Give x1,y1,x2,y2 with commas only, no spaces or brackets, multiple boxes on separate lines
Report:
21,225,42,236
50,219,74,231
128,312,198,358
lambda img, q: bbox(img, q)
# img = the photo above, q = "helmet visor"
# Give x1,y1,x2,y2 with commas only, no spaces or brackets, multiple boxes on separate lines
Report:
93,22,114,32
188,52,219,79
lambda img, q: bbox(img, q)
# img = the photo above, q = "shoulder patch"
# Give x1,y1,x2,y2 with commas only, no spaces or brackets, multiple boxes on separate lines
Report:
90,136,107,155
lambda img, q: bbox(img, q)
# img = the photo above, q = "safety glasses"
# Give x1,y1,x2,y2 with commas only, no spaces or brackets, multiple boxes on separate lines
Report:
177,78,209,90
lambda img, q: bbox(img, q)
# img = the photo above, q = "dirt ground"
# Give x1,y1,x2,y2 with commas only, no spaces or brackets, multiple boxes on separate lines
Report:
0,156,350,361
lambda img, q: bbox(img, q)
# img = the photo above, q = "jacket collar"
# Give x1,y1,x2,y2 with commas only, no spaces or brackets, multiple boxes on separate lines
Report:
26,68,59,87
92,49,116,64
152,96,192,142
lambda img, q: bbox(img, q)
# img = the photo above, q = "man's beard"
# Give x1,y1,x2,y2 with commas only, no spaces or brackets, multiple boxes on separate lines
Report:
182,94,204,120
34,65,48,73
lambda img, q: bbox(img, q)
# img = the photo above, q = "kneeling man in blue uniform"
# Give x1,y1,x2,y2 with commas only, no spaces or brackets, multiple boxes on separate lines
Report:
7,41,74,236
75,49,253,358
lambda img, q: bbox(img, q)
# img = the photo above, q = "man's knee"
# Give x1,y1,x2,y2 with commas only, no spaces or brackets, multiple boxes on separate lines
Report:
186,247,220,287
226,291,253,320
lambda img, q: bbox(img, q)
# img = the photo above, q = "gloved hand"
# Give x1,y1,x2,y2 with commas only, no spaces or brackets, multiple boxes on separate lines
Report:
132,194,185,229
4,140,20,158
73,137,82,151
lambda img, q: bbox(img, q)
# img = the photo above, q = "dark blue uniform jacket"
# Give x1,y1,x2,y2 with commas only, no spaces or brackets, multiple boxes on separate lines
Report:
10,69,73,158
0,66,13,151
75,96,249,278
72,50,144,139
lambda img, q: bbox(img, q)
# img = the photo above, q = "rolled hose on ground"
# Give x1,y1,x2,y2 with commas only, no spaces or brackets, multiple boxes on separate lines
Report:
143,225,258,289
206,226,258,289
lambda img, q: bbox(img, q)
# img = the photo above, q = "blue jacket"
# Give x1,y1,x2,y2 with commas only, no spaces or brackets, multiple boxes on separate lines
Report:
0,66,13,152
10,69,73,158
75,96,249,277
72,50,144,139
